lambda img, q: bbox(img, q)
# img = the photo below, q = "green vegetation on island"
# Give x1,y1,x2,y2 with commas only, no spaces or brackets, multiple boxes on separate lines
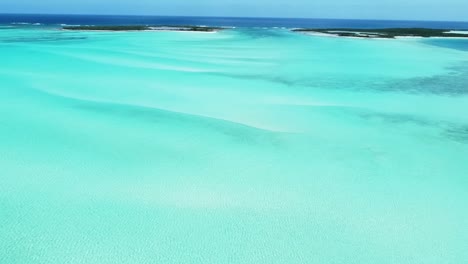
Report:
292,28,468,38
62,25,226,32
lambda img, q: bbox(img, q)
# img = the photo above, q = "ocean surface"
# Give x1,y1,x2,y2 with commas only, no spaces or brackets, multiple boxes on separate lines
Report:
1,14,468,264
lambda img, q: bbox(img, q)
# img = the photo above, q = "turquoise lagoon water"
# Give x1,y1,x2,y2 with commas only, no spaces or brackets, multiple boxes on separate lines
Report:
1,24,468,263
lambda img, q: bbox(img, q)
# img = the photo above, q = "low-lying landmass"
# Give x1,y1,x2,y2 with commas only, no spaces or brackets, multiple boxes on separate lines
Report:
292,28,468,38
62,25,226,32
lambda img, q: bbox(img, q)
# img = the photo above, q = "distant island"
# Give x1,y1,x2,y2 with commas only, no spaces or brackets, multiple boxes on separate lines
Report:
62,25,226,32
292,28,468,38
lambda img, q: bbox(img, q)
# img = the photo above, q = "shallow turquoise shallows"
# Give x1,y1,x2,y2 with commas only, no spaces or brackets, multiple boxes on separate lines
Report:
1,27,468,264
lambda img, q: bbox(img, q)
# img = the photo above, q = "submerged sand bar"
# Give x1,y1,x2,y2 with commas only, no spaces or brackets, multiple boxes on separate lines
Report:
292,28,468,38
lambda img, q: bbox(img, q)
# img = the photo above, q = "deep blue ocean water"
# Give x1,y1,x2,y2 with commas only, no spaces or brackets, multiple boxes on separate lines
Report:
1,13,468,29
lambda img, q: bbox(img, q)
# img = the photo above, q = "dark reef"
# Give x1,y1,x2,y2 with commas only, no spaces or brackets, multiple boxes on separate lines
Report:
62,25,226,32
292,28,468,38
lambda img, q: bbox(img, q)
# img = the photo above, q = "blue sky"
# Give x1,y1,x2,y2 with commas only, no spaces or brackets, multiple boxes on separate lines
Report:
1,0,467,21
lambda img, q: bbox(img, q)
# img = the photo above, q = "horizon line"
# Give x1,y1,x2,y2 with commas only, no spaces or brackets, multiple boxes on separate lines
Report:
1,12,468,23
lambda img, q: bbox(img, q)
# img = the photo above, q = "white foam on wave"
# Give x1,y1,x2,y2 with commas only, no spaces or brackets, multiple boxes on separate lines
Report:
447,30,468,35
10,22,42,26
395,36,424,39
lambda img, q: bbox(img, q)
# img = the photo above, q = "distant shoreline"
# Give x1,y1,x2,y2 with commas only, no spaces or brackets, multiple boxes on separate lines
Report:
62,25,227,32
292,28,468,39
